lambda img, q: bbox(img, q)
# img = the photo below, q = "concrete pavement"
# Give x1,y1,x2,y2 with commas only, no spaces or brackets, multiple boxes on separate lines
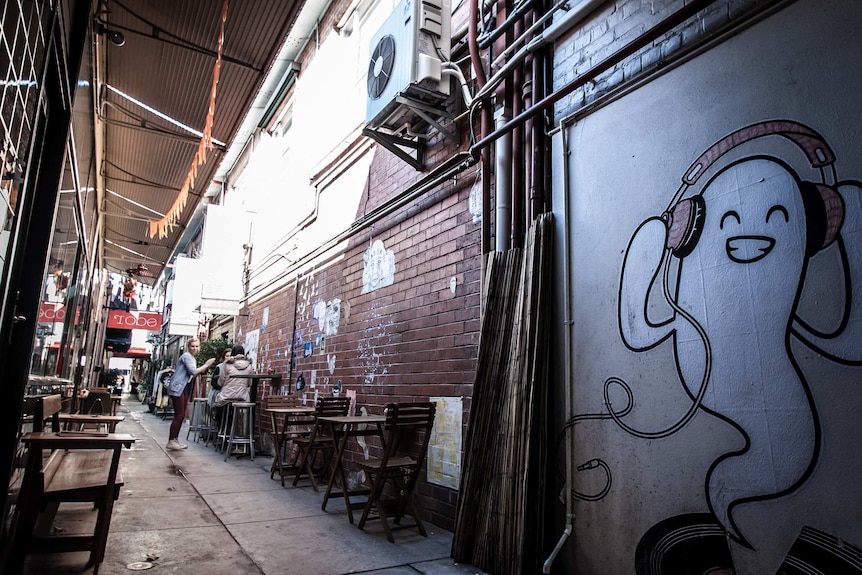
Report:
21,397,484,575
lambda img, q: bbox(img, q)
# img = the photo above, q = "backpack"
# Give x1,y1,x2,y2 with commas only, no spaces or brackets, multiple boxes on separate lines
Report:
211,363,224,390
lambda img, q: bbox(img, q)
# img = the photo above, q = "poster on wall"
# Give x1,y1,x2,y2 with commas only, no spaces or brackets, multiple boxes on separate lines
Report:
427,397,462,489
243,329,259,371
556,2,862,574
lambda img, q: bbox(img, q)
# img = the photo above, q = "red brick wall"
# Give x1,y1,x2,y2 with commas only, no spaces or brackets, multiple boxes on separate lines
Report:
238,149,481,530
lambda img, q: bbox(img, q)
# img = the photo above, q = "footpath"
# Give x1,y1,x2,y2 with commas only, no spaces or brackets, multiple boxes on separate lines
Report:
21,397,484,575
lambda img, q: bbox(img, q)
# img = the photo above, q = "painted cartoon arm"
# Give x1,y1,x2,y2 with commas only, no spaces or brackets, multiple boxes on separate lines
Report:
793,181,862,364
618,217,678,351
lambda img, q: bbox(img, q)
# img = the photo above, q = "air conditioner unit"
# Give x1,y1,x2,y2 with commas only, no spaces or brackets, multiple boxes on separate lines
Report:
365,0,451,131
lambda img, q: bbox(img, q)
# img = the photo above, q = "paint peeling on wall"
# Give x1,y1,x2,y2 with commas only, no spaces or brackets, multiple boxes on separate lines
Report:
297,275,318,320
358,300,393,384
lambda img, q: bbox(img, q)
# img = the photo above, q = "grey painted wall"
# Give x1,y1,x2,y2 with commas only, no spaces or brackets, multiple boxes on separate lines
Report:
551,1,862,574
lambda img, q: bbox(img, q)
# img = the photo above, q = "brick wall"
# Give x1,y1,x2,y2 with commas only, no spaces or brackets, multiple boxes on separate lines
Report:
553,0,773,120
237,133,481,530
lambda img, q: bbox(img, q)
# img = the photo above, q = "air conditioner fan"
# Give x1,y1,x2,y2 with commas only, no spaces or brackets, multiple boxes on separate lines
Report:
367,35,396,99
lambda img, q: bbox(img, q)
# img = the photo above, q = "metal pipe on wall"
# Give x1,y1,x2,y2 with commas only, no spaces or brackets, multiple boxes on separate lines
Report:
470,0,719,157
523,10,535,224
543,122,574,575
493,0,514,253
469,0,493,256
530,32,546,218
511,17,525,248
494,108,513,252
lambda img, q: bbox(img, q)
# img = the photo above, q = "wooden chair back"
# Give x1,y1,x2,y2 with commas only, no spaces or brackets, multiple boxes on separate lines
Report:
34,394,63,432
265,395,300,409
80,391,111,415
380,401,437,468
314,396,351,418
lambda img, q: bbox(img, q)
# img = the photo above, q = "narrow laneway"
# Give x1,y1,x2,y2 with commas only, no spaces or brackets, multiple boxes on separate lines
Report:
22,395,482,575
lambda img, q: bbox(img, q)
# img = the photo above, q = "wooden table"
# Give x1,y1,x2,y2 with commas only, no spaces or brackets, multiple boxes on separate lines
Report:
266,406,315,483
231,373,282,403
318,415,386,523
59,414,126,433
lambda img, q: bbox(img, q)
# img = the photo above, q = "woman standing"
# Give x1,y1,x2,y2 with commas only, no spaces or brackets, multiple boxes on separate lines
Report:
167,338,214,450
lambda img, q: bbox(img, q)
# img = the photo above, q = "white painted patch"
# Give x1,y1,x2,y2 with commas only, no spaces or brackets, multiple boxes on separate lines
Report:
362,240,396,294
450,277,457,293
469,171,483,223
327,354,336,374
324,299,341,335
313,301,326,330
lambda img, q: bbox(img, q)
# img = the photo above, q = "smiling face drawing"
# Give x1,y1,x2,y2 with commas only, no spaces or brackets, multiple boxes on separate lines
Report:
717,174,791,265
680,158,808,313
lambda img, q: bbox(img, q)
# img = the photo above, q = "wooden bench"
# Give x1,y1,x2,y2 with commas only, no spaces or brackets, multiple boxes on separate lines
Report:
2,395,135,574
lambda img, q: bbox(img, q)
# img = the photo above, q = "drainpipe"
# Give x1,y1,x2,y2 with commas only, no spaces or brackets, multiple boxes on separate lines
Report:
511,18,525,248
543,124,574,574
494,107,512,252
469,0,492,256
523,9,535,224
530,33,546,217
287,271,301,393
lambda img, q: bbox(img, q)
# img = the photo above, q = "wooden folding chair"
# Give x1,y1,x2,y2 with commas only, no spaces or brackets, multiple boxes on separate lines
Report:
357,401,436,542
266,395,315,484
291,397,351,491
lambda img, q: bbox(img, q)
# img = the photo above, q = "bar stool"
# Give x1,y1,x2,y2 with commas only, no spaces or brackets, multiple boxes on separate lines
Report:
214,405,231,452
186,397,209,442
202,402,218,446
224,402,255,461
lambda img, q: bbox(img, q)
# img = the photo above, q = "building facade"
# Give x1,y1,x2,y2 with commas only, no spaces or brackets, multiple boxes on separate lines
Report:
2,0,861,574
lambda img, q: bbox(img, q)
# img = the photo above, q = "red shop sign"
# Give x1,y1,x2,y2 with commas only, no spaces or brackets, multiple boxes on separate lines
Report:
39,303,66,322
107,309,163,331
39,303,80,324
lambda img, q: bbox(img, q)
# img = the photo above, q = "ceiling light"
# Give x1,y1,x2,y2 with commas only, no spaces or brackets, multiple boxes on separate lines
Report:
96,23,125,47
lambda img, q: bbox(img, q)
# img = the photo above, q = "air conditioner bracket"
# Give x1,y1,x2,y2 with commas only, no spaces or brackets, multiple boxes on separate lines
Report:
364,95,458,171
362,127,425,171
394,95,458,143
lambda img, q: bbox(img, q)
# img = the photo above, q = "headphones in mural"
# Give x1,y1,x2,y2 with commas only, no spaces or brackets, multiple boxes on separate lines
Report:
664,120,845,258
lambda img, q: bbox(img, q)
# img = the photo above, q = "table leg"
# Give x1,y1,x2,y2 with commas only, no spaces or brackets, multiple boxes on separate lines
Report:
269,412,282,481
321,422,352,520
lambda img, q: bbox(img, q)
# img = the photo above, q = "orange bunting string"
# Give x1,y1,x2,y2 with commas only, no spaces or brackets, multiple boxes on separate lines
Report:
148,0,229,239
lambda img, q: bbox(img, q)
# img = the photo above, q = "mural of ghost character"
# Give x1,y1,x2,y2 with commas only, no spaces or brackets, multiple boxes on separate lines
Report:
590,121,862,571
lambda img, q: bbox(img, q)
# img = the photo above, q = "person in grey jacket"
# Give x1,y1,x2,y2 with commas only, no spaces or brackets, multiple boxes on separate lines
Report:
215,344,253,408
